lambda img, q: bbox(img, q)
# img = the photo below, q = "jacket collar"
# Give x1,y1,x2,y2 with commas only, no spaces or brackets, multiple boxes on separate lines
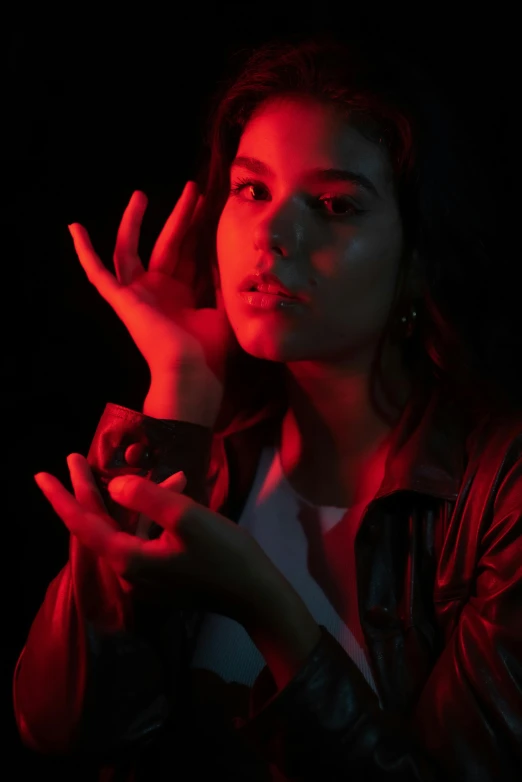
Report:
216,377,471,507
376,380,468,502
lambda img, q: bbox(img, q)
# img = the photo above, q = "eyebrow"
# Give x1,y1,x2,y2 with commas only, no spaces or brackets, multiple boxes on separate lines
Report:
231,155,381,198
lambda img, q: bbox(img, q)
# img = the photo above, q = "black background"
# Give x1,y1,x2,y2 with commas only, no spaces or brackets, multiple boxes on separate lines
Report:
5,6,517,778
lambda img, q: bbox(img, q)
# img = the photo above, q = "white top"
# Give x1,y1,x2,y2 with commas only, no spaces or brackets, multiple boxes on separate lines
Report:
189,441,381,715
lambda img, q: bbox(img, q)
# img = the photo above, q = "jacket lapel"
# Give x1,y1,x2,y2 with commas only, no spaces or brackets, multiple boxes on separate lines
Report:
204,381,474,714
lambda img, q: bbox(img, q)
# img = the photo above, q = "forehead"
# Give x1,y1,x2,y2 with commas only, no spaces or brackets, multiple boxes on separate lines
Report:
237,96,392,185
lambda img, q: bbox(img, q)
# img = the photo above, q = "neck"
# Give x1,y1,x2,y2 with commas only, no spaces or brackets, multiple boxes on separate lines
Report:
278,342,411,507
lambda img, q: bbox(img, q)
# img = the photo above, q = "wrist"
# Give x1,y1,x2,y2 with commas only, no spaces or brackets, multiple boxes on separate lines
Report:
143,370,222,427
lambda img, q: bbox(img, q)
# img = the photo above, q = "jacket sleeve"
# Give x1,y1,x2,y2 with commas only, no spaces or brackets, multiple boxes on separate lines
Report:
13,402,214,761
233,464,522,781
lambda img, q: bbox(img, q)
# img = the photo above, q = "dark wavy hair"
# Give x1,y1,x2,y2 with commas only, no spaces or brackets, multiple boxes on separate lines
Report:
182,34,519,433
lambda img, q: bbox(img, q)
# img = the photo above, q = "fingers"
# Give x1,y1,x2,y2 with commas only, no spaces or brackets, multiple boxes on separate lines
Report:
35,458,189,573
135,471,187,539
148,181,200,276
113,191,148,285
159,470,187,492
34,471,125,557
66,453,108,515
68,224,121,302
66,453,186,544
108,474,193,536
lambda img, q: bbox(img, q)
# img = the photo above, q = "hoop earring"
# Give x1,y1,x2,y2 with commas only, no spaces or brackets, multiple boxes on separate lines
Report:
400,302,418,339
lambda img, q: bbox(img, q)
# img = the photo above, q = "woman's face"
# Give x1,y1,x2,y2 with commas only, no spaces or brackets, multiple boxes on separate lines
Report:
216,96,406,366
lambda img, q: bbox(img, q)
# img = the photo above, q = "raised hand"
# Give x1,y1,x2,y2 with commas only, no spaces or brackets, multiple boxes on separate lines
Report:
68,183,235,401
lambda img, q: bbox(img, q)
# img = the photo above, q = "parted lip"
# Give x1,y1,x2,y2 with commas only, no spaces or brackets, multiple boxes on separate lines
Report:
239,272,309,301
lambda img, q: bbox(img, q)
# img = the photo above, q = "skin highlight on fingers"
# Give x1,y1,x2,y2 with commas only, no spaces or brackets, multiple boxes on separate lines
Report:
68,222,120,299
148,181,200,274
108,474,193,536
34,471,115,554
159,470,187,490
112,191,148,285
66,453,108,516
37,470,148,563
115,191,148,258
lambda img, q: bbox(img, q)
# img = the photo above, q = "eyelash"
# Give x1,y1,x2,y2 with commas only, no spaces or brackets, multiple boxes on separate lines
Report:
229,177,365,218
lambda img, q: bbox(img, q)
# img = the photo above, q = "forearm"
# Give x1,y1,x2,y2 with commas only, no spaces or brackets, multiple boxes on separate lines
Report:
143,370,223,428
247,583,322,692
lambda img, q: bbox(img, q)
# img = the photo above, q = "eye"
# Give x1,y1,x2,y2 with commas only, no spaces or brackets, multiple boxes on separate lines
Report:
317,195,363,217
230,178,270,201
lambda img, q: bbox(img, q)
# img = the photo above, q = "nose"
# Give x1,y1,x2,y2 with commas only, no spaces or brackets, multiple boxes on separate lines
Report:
253,199,303,258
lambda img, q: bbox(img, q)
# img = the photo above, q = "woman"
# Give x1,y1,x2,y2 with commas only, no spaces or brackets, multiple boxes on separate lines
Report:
14,36,522,781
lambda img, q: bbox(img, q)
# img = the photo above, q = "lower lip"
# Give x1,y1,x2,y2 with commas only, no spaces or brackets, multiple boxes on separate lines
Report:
239,291,305,311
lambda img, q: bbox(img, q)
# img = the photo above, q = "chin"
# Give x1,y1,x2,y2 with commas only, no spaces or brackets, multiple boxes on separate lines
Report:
229,310,356,364
235,333,331,365
237,337,290,364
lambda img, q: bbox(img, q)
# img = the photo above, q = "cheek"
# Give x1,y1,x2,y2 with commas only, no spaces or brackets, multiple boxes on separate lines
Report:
216,205,253,329
341,233,399,292
323,224,402,326
216,204,244,282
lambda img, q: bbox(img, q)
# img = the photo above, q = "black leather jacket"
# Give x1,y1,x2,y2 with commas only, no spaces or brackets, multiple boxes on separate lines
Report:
13,383,522,780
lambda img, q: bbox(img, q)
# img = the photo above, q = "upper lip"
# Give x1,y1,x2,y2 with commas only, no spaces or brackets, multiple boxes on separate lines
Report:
239,272,309,301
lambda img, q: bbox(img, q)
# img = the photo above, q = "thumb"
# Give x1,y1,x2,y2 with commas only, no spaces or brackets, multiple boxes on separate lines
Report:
108,473,193,537
159,470,187,492
135,470,187,539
